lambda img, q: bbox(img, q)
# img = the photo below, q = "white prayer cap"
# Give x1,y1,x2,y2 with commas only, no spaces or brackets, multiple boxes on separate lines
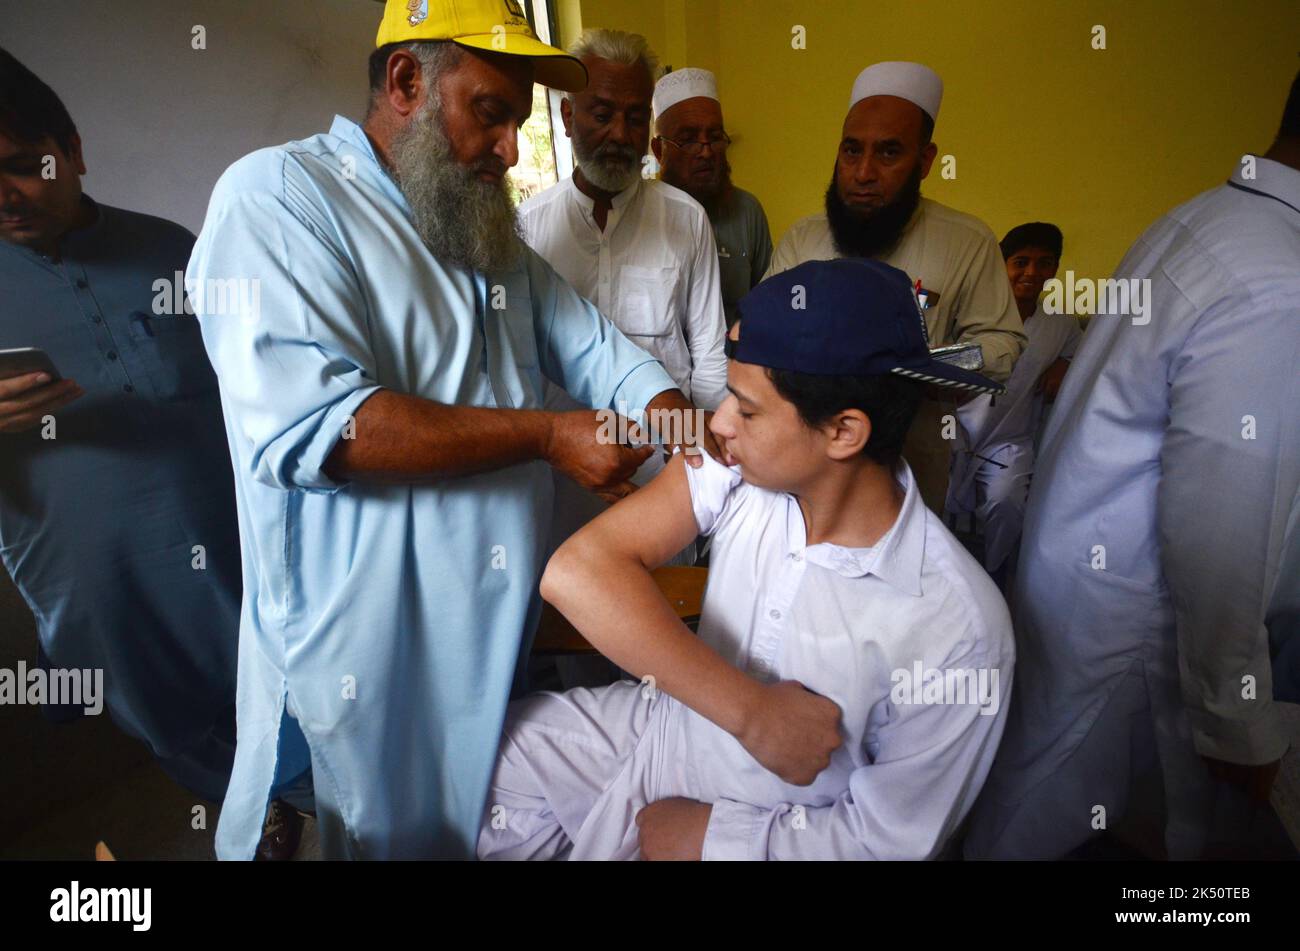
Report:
848,61,943,123
653,67,720,117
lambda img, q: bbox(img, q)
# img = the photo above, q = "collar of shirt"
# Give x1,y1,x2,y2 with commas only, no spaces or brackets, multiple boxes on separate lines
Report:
795,461,925,595
328,114,410,213
1231,156,1300,214
564,173,642,226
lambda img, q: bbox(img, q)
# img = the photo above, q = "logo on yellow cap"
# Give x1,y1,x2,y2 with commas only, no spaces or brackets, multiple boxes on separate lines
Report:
504,0,526,18
407,0,427,27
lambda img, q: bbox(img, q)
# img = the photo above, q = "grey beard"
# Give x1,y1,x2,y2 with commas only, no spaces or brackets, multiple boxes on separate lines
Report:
680,160,732,210
573,137,642,194
389,101,523,273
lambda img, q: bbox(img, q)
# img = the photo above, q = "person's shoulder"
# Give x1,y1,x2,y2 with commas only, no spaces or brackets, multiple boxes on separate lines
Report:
1170,176,1300,275
210,125,354,204
96,202,195,249
786,211,828,235
208,143,297,208
684,447,778,537
773,213,830,253
649,179,710,219
729,186,768,217
1124,179,1300,313
916,198,998,243
918,509,1014,657
519,178,569,219
646,180,718,252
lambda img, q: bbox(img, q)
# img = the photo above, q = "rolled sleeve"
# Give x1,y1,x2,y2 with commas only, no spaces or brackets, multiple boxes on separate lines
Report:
283,384,382,492
701,798,766,861
187,159,380,494
682,444,744,535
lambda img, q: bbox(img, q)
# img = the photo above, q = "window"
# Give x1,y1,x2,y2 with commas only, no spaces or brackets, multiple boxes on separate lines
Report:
509,0,572,204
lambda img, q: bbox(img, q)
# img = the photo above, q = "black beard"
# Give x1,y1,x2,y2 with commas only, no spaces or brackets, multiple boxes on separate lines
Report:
824,163,922,259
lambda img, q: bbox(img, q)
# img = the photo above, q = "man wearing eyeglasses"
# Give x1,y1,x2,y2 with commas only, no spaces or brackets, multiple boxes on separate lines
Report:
652,69,772,330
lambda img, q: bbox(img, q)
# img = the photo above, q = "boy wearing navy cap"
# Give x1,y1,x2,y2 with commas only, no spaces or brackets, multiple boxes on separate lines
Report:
478,259,1015,861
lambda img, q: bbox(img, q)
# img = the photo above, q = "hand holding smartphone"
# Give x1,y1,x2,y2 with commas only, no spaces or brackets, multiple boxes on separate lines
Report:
0,348,84,435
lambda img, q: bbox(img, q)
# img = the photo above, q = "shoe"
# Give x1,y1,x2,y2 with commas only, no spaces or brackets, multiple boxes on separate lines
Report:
254,798,304,861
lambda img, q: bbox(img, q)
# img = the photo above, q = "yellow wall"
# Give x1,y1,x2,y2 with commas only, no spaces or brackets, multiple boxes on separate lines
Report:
574,0,1297,283
557,0,719,82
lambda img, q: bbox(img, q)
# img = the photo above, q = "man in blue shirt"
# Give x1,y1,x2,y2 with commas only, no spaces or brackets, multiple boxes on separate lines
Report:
188,0,709,859
0,48,301,858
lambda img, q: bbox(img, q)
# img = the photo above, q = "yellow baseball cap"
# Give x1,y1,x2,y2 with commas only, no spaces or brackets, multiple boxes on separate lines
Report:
376,0,587,93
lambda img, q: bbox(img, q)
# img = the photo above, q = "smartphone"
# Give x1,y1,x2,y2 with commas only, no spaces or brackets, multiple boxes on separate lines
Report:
0,348,62,382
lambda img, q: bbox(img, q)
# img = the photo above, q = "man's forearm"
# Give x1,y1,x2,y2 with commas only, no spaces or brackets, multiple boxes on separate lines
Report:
324,389,553,483
643,387,713,449
541,539,761,736
971,328,1026,383
643,387,693,420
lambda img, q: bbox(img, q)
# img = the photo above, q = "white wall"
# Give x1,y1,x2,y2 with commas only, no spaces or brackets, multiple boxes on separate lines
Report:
2,0,384,234
0,0,384,848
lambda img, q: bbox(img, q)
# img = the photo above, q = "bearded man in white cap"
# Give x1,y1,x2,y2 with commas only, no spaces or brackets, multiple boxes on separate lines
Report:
652,68,772,329
767,62,1025,512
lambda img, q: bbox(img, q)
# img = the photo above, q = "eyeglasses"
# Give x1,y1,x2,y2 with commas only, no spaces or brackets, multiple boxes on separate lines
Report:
656,132,732,155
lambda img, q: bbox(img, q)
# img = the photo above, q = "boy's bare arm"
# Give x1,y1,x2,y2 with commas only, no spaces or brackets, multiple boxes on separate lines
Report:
540,453,842,786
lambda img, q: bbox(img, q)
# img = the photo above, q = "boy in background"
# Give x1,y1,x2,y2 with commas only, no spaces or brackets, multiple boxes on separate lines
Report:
948,223,1081,587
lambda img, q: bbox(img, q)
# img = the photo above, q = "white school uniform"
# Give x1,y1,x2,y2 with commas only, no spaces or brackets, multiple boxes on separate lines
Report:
477,448,1014,860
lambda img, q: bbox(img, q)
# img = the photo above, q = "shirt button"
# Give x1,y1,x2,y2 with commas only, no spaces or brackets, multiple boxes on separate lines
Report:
106,350,117,361
769,609,782,621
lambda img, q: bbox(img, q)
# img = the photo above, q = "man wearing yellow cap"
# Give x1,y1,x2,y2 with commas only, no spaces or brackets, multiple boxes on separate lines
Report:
187,0,707,860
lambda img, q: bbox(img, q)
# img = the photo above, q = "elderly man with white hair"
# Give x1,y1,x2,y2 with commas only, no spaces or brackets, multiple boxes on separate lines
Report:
521,30,727,638
652,67,772,329
522,29,727,414
767,62,1026,512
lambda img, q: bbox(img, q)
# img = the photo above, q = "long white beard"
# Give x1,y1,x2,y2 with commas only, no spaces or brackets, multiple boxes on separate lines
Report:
389,100,524,273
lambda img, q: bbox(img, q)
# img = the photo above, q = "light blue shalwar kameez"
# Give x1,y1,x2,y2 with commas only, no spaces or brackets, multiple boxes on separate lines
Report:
187,116,677,860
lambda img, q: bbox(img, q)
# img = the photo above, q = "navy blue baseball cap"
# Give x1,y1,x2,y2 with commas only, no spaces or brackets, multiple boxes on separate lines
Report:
726,258,1004,395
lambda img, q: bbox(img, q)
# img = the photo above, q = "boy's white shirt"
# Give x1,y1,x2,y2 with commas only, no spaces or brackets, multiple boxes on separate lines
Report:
685,448,1015,859
500,449,1016,860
